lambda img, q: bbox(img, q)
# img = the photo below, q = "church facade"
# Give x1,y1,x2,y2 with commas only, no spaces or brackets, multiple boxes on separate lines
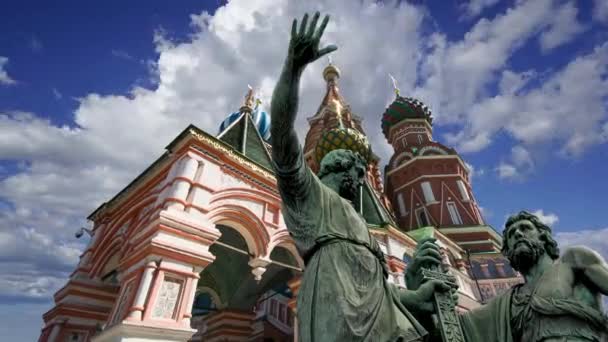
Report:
39,63,521,342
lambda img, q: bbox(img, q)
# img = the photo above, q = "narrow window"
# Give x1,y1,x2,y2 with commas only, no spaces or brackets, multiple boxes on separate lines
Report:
417,134,423,144
456,180,470,201
397,193,407,217
421,181,436,203
447,202,463,225
416,207,429,227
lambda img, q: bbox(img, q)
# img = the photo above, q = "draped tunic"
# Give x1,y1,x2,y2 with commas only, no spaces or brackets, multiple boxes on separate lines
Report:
273,152,427,342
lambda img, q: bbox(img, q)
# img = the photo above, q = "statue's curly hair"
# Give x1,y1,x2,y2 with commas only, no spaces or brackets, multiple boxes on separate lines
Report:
502,210,560,260
317,149,367,180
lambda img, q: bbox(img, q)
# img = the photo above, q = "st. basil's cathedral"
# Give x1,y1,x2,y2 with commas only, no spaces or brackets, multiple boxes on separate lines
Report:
38,62,523,342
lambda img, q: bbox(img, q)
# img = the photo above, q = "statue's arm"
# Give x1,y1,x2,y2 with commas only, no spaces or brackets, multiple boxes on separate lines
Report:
270,56,304,170
270,13,336,172
562,246,608,295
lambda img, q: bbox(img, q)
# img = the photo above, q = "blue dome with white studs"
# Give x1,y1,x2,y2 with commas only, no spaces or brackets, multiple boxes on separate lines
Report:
218,104,271,142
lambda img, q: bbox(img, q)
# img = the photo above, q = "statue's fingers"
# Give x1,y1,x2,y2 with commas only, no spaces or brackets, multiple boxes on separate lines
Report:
317,45,338,59
415,242,441,258
412,255,441,266
315,14,330,40
299,13,309,37
433,280,451,292
307,11,320,37
416,246,442,260
291,19,297,38
416,239,439,252
416,237,437,249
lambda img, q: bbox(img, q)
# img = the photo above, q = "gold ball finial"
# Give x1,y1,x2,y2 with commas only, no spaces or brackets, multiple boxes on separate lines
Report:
323,60,341,82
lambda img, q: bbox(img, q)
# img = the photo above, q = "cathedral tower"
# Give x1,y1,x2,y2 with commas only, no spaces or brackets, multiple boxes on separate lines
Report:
382,89,499,253
302,61,395,226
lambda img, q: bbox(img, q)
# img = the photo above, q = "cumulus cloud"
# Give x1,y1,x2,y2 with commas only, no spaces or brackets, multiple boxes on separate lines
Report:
465,161,484,183
593,0,608,24
111,49,134,60
531,209,559,226
496,145,534,180
0,57,16,85
539,1,585,52
460,0,500,19
417,0,595,156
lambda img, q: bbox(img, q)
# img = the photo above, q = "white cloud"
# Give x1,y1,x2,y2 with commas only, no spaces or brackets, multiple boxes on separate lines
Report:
52,88,62,100
539,1,585,52
460,0,500,19
465,161,484,183
111,49,134,60
417,0,592,155
0,57,16,85
593,0,608,24
531,209,559,226
555,227,608,266
496,145,534,180
496,162,518,179
456,41,608,157
29,36,43,53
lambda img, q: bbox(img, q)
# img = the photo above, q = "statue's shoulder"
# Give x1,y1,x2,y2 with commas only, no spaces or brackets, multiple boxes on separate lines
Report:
561,246,605,268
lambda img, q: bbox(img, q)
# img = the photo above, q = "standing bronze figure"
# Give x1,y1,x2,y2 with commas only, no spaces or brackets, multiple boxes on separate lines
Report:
408,211,608,341
270,12,455,342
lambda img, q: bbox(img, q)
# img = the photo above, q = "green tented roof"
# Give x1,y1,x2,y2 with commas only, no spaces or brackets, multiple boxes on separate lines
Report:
218,112,274,171
358,179,396,228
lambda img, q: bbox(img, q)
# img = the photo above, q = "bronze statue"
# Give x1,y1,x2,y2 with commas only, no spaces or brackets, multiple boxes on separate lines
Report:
270,12,455,342
408,211,608,341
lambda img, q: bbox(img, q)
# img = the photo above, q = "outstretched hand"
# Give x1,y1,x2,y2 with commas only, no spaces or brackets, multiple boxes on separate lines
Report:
288,12,337,72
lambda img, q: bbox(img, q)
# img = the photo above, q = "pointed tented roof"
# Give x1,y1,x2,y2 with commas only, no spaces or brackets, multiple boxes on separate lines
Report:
217,112,274,171
357,179,396,228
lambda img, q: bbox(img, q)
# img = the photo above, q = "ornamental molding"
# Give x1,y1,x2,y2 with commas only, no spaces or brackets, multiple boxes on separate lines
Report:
189,128,276,182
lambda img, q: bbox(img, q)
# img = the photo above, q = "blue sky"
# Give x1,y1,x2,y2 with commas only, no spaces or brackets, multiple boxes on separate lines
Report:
1,0,608,341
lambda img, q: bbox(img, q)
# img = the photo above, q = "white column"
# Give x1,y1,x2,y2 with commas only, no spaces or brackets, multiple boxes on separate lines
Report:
166,157,199,211
47,322,62,342
127,261,157,320
182,267,202,326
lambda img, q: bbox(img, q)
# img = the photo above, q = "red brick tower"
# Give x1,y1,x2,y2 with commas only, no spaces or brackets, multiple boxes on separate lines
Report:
382,89,500,252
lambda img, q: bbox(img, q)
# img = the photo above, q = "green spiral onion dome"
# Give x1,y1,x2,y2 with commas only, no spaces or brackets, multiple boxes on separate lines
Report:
381,96,433,138
315,126,371,164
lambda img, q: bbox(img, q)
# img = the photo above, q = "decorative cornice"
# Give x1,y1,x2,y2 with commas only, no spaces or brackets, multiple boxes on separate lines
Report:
189,128,276,181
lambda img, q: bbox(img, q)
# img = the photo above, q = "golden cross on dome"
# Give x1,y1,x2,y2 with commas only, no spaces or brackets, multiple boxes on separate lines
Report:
389,74,400,97
244,84,255,109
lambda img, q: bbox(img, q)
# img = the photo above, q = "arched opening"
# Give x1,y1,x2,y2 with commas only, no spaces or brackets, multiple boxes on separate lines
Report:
191,225,299,341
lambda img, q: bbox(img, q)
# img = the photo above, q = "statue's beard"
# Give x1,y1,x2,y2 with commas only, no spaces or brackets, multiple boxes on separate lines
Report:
506,238,546,272
339,175,359,201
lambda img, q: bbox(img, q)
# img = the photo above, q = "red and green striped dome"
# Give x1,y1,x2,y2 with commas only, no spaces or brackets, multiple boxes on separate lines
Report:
381,96,433,138
315,127,371,164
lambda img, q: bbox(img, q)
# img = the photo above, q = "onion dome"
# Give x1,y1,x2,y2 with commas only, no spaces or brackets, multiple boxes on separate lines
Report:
315,99,371,163
381,75,433,138
218,86,271,142
381,96,433,138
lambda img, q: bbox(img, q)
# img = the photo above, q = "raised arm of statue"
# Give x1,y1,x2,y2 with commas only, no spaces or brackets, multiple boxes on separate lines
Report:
562,246,608,295
270,12,337,170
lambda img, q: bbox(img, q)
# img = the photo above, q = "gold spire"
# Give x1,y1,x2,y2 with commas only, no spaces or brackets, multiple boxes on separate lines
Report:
389,74,400,97
332,98,344,128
